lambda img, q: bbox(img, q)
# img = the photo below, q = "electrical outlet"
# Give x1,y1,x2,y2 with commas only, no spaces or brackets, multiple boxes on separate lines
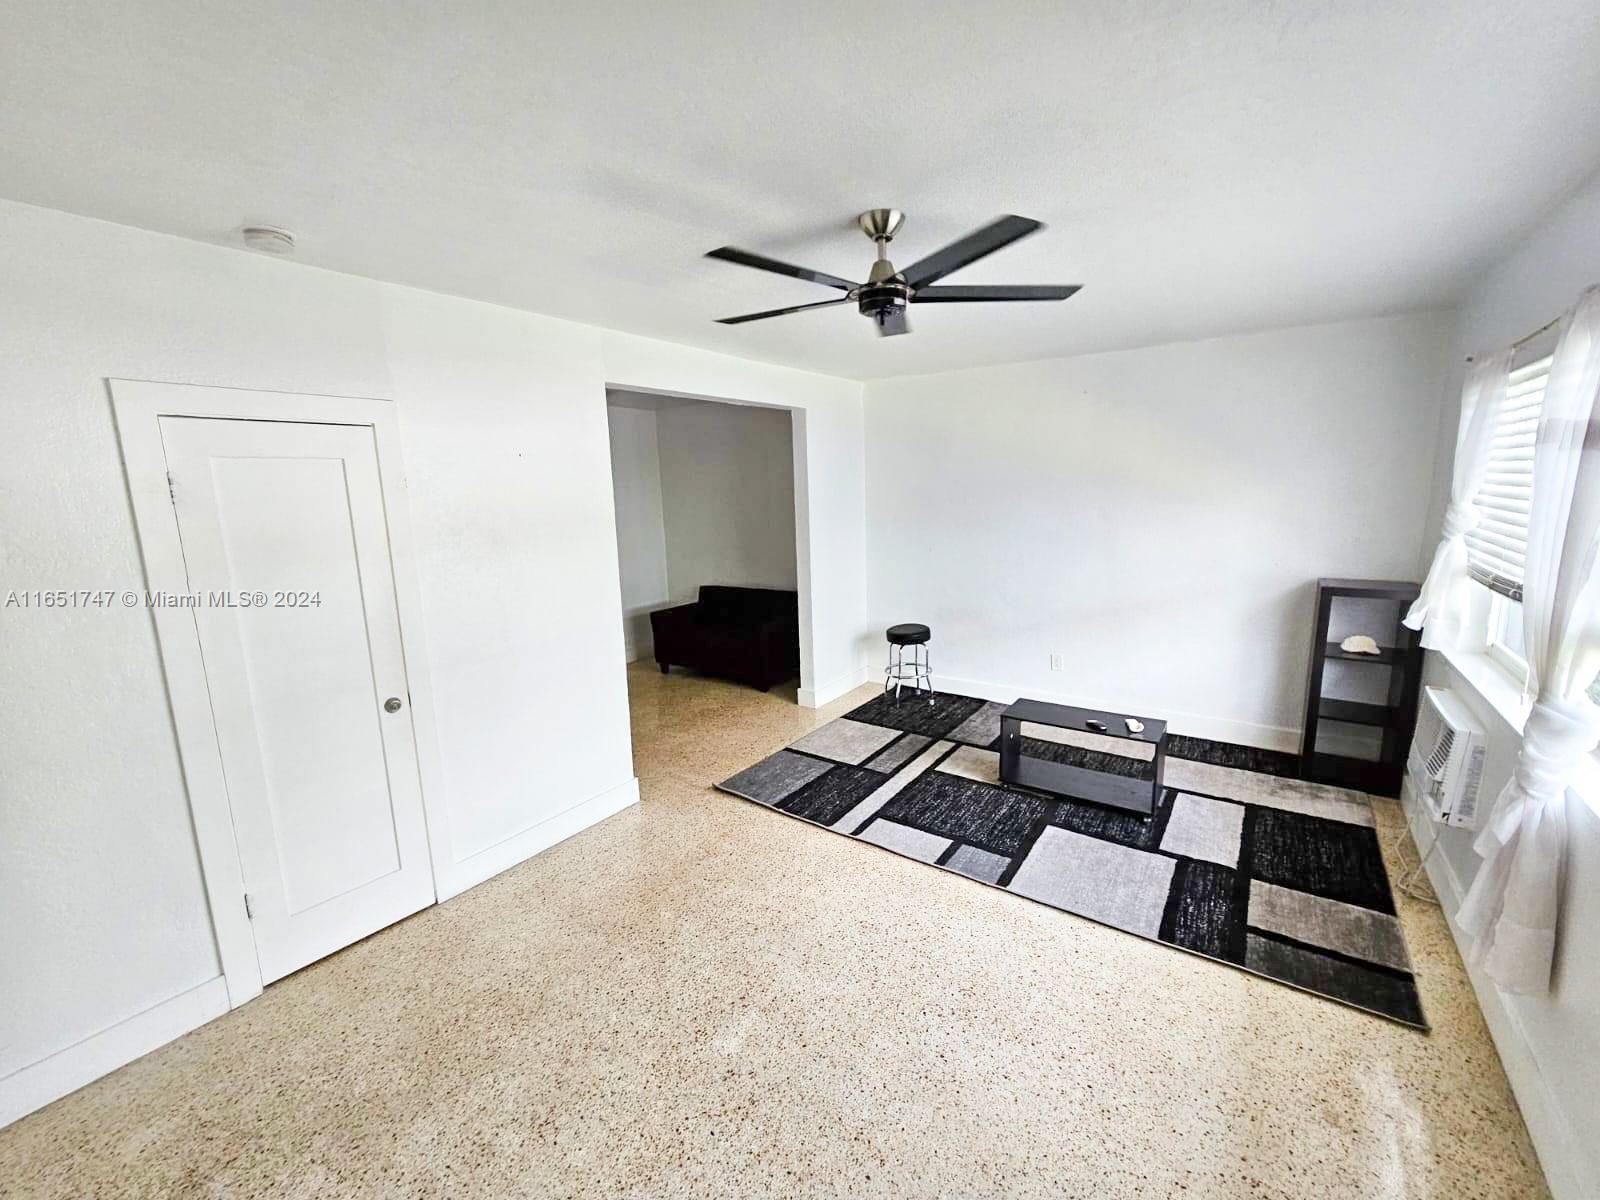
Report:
1049,653,1064,672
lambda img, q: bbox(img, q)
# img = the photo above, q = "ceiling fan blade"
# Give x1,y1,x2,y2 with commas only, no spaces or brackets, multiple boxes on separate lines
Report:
875,306,911,337
898,215,1042,289
912,284,1081,303
705,246,859,291
716,297,850,325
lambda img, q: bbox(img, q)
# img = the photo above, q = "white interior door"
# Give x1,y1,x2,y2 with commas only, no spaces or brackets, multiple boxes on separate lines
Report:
159,415,435,984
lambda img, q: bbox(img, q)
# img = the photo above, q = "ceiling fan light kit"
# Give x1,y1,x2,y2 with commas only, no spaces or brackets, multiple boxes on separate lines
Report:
707,210,1080,338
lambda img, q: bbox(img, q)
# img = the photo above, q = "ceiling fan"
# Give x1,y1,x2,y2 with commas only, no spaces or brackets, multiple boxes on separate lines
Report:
706,210,1080,337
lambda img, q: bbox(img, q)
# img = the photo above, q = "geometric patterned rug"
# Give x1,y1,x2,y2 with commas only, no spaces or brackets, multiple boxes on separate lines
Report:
717,690,1426,1029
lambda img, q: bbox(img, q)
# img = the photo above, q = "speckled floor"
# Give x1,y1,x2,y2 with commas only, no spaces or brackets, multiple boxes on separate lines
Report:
0,663,1550,1199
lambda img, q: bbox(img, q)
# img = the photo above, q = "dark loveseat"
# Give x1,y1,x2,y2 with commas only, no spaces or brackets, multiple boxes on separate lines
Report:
650,585,800,691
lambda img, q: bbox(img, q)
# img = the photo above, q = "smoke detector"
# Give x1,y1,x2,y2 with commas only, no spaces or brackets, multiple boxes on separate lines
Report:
240,225,295,255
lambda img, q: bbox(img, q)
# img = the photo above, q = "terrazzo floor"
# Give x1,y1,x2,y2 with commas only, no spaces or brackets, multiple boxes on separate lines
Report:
0,663,1550,1199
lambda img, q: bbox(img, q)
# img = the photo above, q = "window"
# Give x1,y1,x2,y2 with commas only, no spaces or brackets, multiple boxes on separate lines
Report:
1467,351,1543,688
1486,590,1528,684
1484,589,1600,704
1464,353,1553,600
1465,340,1600,710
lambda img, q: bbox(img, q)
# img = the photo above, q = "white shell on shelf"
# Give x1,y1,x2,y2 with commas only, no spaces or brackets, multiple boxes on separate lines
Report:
1125,717,1144,733
1340,634,1382,655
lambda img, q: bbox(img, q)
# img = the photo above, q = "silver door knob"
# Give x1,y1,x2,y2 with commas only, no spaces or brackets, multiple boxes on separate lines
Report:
384,697,403,713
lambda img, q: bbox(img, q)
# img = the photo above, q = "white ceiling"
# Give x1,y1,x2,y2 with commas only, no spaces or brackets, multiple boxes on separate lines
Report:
4,2,1599,380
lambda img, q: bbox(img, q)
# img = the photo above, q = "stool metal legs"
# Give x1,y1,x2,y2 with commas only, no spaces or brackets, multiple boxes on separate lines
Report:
884,641,932,702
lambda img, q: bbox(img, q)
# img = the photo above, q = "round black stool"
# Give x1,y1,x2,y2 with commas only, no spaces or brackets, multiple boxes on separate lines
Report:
884,623,933,702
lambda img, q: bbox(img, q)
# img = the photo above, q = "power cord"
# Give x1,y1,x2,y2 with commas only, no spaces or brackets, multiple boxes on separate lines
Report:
1388,818,1442,906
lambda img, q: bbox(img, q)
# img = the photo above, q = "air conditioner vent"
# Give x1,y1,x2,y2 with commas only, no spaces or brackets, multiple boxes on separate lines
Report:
1424,724,1455,777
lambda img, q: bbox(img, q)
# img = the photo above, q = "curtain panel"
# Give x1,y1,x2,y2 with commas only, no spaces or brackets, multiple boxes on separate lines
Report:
1458,286,1600,994
1404,350,1513,649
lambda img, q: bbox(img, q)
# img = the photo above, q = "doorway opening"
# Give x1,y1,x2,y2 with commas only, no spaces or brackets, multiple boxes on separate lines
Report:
605,388,804,710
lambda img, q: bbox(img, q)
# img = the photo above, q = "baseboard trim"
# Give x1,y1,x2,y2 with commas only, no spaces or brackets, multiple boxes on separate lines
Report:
0,975,230,1129
1401,783,1586,1200
0,778,644,1130
799,664,873,709
932,672,1301,753
434,776,642,900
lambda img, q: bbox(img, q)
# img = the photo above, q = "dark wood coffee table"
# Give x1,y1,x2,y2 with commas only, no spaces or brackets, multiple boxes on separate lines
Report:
998,698,1169,816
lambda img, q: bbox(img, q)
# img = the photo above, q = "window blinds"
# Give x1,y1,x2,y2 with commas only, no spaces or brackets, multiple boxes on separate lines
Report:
1465,354,1553,600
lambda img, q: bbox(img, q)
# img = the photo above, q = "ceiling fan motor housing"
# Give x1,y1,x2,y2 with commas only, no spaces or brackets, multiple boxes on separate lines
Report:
860,210,909,325
857,281,908,322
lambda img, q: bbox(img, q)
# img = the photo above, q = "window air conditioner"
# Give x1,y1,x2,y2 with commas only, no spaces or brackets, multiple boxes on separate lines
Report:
1406,686,1487,831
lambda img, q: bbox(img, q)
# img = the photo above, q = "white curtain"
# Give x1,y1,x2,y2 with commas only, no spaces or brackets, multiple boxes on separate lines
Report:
1458,286,1600,993
1403,349,1513,648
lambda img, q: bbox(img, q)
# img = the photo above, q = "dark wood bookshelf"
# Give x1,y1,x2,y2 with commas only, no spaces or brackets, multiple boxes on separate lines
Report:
1298,578,1423,797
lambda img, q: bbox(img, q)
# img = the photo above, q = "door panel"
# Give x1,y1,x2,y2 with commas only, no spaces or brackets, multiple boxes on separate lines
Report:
160,416,434,983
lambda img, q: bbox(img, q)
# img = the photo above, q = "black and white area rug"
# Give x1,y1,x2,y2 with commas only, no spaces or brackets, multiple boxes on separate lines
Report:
717,691,1426,1029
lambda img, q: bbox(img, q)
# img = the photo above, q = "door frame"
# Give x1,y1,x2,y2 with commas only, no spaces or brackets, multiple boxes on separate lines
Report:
601,383,821,702
110,380,449,1009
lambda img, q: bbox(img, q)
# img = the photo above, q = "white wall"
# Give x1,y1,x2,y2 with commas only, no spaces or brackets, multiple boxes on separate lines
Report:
605,404,669,660
862,312,1453,749
1408,167,1600,1200
0,199,868,1125
656,401,797,602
